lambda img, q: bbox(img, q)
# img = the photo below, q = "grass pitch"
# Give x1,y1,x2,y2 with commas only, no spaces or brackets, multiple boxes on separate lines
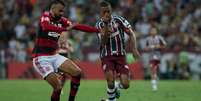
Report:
0,80,200,101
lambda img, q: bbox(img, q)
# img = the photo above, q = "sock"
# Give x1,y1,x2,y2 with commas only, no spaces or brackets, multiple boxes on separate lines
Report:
115,81,123,89
51,89,61,101
151,79,157,90
107,88,116,101
68,75,81,101
151,79,157,86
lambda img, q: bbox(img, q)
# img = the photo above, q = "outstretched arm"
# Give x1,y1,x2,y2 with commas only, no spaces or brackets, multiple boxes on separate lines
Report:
72,24,99,33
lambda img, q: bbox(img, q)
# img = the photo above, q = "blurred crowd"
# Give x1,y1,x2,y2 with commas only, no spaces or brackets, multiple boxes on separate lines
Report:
0,0,200,80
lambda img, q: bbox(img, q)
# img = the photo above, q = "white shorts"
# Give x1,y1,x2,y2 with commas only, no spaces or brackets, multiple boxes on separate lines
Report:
32,54,68,78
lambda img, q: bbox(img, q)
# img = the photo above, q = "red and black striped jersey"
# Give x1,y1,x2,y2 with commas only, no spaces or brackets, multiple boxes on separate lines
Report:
96,15,131,58
32,11,72,57
32,11,99,58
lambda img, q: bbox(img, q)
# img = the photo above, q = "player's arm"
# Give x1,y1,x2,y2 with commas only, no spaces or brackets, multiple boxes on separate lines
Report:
118,16,140,58
62,17,99,33
40,16,69,33
126,28,140,58
73,24,99,33
58,31,68,49
158,36,166,49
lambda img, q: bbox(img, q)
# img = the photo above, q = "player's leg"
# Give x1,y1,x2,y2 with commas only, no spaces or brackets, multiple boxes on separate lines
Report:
102,58,116,101
116,65,130,90
33,57,62,101
46,73,63,101
119,73,130,89
58,52,70,95
150,60,159,91
58,59,81,101
114,57,130,99
105,69,116,101
57,71,67,95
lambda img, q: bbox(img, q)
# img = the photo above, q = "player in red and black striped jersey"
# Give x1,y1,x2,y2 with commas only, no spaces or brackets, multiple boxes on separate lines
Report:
96,1,140,101
32,1,99,101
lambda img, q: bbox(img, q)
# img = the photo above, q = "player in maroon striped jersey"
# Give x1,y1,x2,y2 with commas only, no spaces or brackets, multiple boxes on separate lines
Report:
96,1,140,101
32,1,99,101
145,27,166,91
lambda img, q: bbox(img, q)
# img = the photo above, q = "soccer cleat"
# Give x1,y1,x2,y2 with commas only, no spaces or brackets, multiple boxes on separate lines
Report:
152,85,158,91
100,99,109,101
115,88,120,99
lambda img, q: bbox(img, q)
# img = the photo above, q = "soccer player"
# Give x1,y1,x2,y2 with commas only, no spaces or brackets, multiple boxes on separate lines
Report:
32,0,99,101
96,1,140,101
145,27,166,91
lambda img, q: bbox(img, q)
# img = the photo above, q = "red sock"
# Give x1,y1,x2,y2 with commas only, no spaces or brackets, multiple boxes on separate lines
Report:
51,89,61,101
68,75,81,101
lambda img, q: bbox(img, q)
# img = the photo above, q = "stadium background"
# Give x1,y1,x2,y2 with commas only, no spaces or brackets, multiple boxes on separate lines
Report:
0,0,201,101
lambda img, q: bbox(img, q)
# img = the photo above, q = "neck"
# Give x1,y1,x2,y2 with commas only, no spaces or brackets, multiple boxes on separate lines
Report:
50,10,55,17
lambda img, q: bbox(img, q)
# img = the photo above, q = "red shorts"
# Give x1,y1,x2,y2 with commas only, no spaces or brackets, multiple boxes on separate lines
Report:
101,55,129,74
150,59,160,67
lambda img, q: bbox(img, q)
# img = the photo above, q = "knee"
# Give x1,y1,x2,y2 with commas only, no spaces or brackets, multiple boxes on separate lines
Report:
107,81,115,89
122,82,130,89
54,84,62,91
73,69,82,77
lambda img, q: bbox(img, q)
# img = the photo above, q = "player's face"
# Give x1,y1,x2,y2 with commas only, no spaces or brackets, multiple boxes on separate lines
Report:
52,4,65,18
150,28,157,36
100,6,112,22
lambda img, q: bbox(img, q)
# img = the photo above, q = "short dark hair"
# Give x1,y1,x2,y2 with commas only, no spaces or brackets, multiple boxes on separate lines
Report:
49,0,65,9
99,1,111,7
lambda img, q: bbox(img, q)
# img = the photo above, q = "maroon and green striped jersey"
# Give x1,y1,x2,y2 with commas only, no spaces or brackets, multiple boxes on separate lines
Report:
96,15,132,58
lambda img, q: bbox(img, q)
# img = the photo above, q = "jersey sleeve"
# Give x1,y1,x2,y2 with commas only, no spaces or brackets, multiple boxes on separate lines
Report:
114,15,132,34
114,16,131,28
61,17,73,27
40,12,67,33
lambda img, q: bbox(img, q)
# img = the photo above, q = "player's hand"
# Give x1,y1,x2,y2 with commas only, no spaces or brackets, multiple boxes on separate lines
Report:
66,41,74,52
99,25,112,45
58,39,67,49
132,49,140,59
58,32,67,48
100,23,112,35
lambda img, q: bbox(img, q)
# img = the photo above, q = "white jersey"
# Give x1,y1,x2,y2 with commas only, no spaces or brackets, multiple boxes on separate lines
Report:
146,35,166,60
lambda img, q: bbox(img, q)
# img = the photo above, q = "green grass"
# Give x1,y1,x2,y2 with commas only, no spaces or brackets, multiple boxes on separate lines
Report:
0,80,200,101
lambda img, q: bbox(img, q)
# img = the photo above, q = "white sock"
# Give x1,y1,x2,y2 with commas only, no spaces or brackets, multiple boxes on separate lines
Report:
151,80,157,85
115,81,123,89
151,79,158,90
107,88,116,101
